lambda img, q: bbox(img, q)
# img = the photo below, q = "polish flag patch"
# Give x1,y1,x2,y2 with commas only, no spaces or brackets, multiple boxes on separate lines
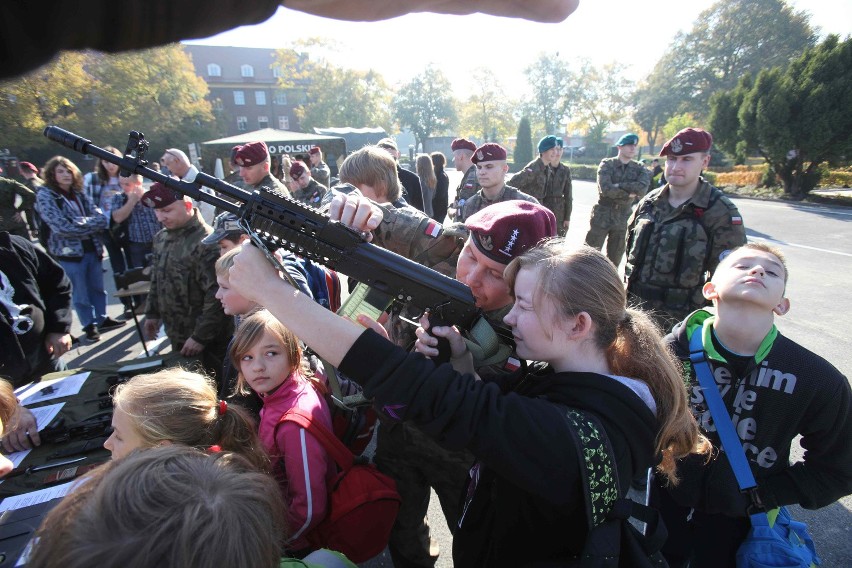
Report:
504,357,521,372
424,221,442,237
731,216,743,225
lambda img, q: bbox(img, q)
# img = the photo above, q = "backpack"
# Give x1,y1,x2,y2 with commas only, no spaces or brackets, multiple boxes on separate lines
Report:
301,258,342,312
561,408,669,567
277,408,401,563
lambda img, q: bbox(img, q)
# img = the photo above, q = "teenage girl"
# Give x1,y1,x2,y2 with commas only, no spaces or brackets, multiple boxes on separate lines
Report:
104,368,267,472
229,309,335,556
226,238,710,567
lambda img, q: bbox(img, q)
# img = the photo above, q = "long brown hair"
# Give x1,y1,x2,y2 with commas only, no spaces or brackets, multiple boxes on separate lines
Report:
95,146,122,181
505,241,710,483
112,369,268,472
416,153,436,190
27,446,286,568
229,309,327,397
42,156,83,193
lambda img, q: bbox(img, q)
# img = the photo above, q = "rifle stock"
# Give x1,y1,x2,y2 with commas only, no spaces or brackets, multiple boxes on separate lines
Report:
44,126,480,337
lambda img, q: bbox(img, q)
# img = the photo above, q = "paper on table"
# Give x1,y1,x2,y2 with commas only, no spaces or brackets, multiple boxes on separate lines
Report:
27,403,65,432
0,481,75,512
15,372,90,406
2,449,31,470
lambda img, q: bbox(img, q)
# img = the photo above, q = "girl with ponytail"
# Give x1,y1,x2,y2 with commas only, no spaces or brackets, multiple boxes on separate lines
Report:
104,368,268,472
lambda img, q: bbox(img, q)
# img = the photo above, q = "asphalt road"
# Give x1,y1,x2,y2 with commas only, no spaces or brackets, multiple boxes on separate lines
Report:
66,175,851,566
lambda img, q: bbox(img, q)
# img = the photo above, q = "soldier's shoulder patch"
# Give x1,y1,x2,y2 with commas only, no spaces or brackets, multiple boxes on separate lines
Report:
525,167,534,173
423,220,442,238
504,357,521,372
464,181,475,189
730,215,743,225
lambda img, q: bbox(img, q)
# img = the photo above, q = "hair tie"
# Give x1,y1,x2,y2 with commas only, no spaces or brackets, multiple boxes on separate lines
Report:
208,445,222,453
217,400,228,416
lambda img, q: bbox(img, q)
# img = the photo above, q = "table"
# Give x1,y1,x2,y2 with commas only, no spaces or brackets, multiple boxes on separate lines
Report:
114,281,151,356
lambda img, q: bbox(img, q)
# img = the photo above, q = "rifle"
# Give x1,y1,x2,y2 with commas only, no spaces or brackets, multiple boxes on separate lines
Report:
44,127,480,362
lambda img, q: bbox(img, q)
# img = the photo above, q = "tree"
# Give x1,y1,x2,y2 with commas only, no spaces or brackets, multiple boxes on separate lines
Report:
522,54,575,136
296,66,392,131
650,0,816,119
569,60,634,135
514,117,533,167
710,36,852,197
393,65,457,150
632,65,680,154
457,68,517,142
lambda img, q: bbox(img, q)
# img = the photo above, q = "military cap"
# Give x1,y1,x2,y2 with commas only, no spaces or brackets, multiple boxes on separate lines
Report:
660,128,712,156
377,137,398,151
19,161,38,174
201,212,243,245
451,138,477,153
141,182,182,209
538,135,559,154
289,160,308,179
234,141,269,167
471,143,507,164
556,137,564,147
465,201,557,264
308,146,321,155
229,145,240,163
616,133,639,146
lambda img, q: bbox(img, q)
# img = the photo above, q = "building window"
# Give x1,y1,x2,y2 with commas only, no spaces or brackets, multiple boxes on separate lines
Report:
255,91,266,105
233,90,245,105
241,64,254,78
272,67,283,78
207,63,221,77
273,91,288,105
258,116,269,129
278,116,290,130
237,116,248,131
212,99,223,111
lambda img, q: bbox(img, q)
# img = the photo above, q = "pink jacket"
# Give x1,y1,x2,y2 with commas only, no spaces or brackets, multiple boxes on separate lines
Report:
259,372,335,551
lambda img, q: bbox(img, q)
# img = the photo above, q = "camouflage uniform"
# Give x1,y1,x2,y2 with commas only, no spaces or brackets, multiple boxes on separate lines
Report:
290,178,327,208
458,185,539,223
448,165,480,221
508,158,573,236
245,172,290,197
146,209,233,379
625,178,747,330
585,157,651,266
310,160,331,188
0,177,36,239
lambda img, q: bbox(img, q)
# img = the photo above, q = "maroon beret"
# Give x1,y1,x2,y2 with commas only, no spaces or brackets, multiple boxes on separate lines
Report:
289,161,308,179
660,128,713,156
19,161,38,174
308,146,321,155
451,138,477,153
141,182,181,209
465,201,557,264
234,141,269,167
471,143,507,164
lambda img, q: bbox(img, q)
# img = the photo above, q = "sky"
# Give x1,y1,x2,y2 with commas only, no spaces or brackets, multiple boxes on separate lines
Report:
185,0,851,101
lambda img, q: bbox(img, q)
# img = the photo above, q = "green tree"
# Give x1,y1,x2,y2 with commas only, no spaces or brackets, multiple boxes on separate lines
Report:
514,117,533,167
651,0,816,119
522,54,575,135
569,60,634,135
710,36,852,197
296,66,392,131
393,65,457,150
457,68,517,142
632,65,680,154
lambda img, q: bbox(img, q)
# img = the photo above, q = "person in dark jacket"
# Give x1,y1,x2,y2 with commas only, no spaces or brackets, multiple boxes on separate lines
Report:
430,151,449,222
226,235,709,567
377,137,424,212
654,242,852,567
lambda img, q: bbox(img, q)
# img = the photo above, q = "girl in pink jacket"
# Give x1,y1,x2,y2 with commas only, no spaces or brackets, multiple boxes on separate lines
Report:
230,309,335,556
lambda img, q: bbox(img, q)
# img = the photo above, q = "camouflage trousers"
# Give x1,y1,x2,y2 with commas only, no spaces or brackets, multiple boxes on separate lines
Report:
585,203,633,267
542,196,568,237
374,420,474,568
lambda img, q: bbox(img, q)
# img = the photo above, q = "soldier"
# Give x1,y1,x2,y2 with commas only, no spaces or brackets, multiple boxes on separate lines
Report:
377,137,425,212
160,148,217,224
17,162,43,237
447,138,480,221
234,141,291,196
584,133,651,267
288,161,327,207
140,183,233,381
508,134,572,236
625,127,747,330
458,143,539,223
307,146,331,189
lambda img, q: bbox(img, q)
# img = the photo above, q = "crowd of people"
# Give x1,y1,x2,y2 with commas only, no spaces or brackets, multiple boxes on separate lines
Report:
0,121,850,568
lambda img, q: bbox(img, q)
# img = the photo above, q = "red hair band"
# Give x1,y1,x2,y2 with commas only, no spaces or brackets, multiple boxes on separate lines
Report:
208,445,222,453
218,400,228,416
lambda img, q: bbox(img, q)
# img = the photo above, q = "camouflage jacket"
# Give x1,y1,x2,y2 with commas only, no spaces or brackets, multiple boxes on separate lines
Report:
508,158,573,220
596,157,651,208
0,177,35,233
459,185,539,223
625,179,747,311
146,209,231,348
246,173,290,197
454,165,480,206
311,161,331,189
291,178,327,208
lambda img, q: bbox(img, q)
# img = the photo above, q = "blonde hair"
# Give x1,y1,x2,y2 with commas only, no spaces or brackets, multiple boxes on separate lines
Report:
339,146,401,202
505,241,710,484
0,379,17,434
112,369,268,471
416,153,437,190
27,446,286,568
215,245,242,278
229,309,326,396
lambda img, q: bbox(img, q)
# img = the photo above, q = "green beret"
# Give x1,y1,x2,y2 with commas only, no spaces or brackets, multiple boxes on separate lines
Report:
538,135,559,154
616,133,639,146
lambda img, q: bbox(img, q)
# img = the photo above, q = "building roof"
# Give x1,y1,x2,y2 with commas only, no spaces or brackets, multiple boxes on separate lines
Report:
203,128,345,146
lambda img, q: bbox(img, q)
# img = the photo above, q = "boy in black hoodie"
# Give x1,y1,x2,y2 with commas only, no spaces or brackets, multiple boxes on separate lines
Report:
656,242,852,567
